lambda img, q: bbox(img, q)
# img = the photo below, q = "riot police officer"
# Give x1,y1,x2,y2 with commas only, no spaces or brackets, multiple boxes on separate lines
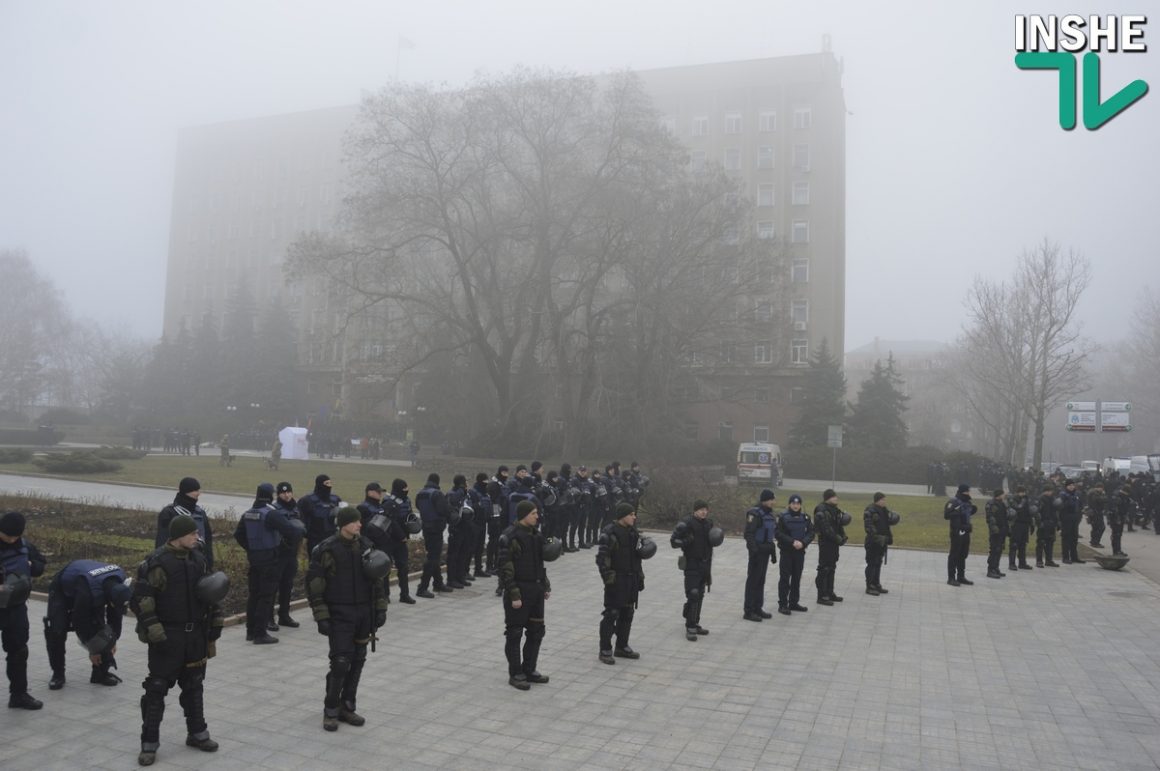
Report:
1035,485,1060,567
155,477,214,570
234,483,303,644
596,502,646,664
945,484,975,585
415,473,451,597
485,467,511,572
814,489,848,605
1008,486,1035,571
446,474,474,588
384,479,417,603
1,512,47,710
358,482,392,589
132,514,226,765
44,559,132,689
742,489,777,621
299,474,342,559
1086,482,1107,548
497,500,552,690
306,507,388,731
984,489,1008,579
1059,480,1085,564
272,482,303,627
468,473,493,577
775,494,814,614
863,492,896,595
671,500,719,641
1110,485,1132,556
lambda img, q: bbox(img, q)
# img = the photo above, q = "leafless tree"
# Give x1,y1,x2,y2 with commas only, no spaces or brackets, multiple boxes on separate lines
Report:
960,239,1091,468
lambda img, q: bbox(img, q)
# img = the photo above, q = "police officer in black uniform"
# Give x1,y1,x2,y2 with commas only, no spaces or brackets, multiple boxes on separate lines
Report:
384,479,416,603
44,559,132,689
945,484,975,586
358,481,393,597
1058,480,1085,564
1008,486,1035,571
596,502,646,664
155,477,214,570
1035,484,1060,567
1,512,47,710
415,473,451,597
1086,481,1107,548
671,500,718,641
813,489,847,606
498,500,551,691
272,482,303,627
776,493,814,614
742,489,777,621
984,489,1009,579
235,483,303,644
446,474,473,588
299,474,342,559
132,514,226,766
469,473,493,577
1110,485,1132,556
486,467,510,571
306,506,388,731
864,492,896,595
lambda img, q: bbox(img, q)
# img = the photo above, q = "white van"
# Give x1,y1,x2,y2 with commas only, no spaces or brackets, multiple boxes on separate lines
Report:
1103,457,1131,475
737,442,783,487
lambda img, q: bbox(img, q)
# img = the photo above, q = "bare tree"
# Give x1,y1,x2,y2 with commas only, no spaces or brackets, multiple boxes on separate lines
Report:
960,239,1091,468
0,249,71,415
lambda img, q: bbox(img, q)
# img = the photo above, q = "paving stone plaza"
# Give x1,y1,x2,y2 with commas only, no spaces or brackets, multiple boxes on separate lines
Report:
7,532,1160,770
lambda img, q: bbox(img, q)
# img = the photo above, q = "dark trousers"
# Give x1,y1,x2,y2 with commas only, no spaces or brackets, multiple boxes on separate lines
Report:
419,526,445,590
1089,514,1106,546
1011,523,1031,565
743,549,770,613
865,542,885,587
1,604,30,696
682,567,707,629
447,527,468,582
140,628,209,747
948,531,970,580
599,605,634,652
816,541,839,598
246,559,279,637
1036,529,1056,563
1111,522,1124,554
486,518,504,570
567,505,583,547
324,603,372,713
586,506,604,544
778,548,805,607
471,523,486,572
503,585,546,677
388,541,411,600
1060,518,1080,561
987,531,1005,573
275,542,299,619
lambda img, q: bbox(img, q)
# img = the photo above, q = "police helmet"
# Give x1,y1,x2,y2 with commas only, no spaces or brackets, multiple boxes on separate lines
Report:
707,526,725,547
362,548,393,580
542,537,564,562
0,572,32,609
839,510,852,527
637,536,657,560
194,571,231,605
85,623,117,656
404,511,422,535
887,510,901,526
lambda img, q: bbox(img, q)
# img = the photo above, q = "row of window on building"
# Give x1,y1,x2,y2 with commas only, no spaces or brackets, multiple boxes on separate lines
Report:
661,107,813,137
689,338,810,368
692,144,811,174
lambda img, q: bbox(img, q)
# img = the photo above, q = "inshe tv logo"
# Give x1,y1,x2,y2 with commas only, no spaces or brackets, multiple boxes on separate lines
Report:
1015,15,1149,130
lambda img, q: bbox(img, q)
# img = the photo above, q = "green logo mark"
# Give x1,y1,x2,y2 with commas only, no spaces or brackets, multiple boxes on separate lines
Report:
1015,51,1149,130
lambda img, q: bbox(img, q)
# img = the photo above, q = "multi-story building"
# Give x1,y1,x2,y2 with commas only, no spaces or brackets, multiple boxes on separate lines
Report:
162,51,846,441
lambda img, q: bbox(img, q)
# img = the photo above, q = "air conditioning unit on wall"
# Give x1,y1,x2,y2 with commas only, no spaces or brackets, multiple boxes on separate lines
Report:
793,321,807,331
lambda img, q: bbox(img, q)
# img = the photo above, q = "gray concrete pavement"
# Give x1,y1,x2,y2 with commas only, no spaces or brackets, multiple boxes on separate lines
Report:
0,472,254,519
7,535,1160,770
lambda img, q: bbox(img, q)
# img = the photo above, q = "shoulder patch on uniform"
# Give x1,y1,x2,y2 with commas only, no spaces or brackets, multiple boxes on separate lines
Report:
747,513,755,523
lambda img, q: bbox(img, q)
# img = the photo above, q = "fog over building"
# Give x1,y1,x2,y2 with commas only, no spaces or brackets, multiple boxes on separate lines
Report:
163,52,846,445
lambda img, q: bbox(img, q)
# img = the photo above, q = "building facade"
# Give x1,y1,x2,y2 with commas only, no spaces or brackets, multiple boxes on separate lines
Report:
162,53,846,441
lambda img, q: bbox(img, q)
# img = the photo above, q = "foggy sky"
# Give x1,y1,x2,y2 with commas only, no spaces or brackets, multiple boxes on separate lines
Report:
1,0,1156,352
